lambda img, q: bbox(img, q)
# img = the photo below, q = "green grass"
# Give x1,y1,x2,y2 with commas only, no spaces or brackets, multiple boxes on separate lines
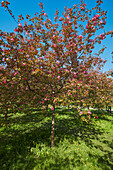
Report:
0,107,113,170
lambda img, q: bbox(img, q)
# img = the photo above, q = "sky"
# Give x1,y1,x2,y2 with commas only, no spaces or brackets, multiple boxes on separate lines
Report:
0,0,113,72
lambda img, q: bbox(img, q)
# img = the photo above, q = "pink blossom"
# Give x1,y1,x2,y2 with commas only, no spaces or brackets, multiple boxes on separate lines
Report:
42,101,44,104
99,33,104,38
65,69,69,73
53,35,55,38
18,23,23,27
53,99,56,103
57,76,60,80
102,36,105,40
51,107,54,110
26,32,30,36
14,72,18,76
86,24,88,29
19,49,22,52
74,75,77,78
99,20,103,24
73,72,77,78
11,38,14,41
93,21,98,26
79,111,83,115
67,21,71,24
62,31,65,35
39,57,43,60
44,13,47,16
66,16,70,20
95,14,99,19
59,17,63,21
92,17,96,21
81,7,85,10
84,71,87,74
58,38,61,42
22,63,26,66
88,110,92,114
79,35,83,39
53,44,57,48
3,80,6,84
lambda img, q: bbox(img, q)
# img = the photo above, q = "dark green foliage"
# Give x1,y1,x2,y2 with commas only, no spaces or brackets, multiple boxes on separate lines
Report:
0,107,113,169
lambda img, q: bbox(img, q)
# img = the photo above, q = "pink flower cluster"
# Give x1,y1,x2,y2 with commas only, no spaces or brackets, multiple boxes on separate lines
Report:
88,110,92,114
86,14,100,29
79,111,83,115
92,14,100,21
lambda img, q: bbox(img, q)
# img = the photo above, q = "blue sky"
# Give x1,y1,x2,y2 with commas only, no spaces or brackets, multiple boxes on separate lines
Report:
0,0,113,72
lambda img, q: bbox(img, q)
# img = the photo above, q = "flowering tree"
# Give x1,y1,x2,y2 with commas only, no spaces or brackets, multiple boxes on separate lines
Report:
80,70,113,109
0,0,113,146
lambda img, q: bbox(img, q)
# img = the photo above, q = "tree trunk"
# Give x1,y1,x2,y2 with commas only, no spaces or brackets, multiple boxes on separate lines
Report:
108,106,111,113
87,105,89,110
4,108,8,123
5,112,7,121
46,104,48,116
51,104,55,147
106,105,107,111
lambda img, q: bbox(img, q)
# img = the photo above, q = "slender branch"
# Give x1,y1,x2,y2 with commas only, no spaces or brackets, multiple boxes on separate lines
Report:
6,5,18,24
26,80,34,91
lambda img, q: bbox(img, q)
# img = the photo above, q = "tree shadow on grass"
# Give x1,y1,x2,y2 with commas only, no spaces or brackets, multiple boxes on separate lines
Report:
0,110,52,170
0,109,113,169
55,116,100,144
91,109,113,123
54,110,113,169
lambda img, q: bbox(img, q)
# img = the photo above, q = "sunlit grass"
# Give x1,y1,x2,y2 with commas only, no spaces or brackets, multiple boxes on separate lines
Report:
0,107,113,169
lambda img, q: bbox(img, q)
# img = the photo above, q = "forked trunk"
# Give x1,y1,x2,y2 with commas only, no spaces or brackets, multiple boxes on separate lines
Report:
51,104,55,147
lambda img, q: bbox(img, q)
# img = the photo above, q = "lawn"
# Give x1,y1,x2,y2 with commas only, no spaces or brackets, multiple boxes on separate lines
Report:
0,107,113,170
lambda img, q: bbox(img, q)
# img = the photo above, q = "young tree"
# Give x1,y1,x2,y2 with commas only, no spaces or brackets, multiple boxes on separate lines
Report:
0,0,113,147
